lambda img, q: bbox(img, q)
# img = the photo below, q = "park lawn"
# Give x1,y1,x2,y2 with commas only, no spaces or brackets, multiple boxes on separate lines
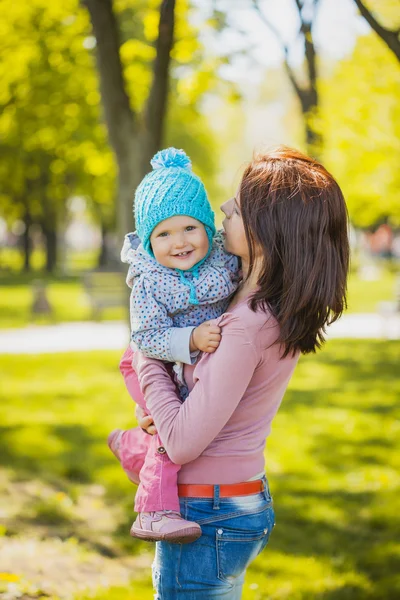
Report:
0,276,127,328
0,248,99,274
0,247,126,328
0,267,397,329
0,340,399,599
346,268,397,314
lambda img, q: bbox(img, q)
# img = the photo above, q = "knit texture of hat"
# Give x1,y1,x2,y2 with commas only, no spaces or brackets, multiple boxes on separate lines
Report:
134,148,216,258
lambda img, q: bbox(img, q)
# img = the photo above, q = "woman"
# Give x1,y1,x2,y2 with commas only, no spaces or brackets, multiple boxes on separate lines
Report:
129,146,349,598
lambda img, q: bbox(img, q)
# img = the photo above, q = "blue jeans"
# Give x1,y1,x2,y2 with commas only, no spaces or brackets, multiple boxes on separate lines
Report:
152,476,275,599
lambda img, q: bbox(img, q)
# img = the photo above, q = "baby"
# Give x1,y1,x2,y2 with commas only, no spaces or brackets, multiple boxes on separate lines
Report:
108,148,240,543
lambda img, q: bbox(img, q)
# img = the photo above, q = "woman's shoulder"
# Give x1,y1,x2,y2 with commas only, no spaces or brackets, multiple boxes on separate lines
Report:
220,300,280,347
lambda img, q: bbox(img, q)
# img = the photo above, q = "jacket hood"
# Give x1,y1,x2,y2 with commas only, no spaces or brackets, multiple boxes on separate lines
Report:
121,230,234,290
121,232,183,287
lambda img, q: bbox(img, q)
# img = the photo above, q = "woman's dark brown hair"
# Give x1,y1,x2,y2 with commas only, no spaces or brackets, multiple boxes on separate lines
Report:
240,146,349,357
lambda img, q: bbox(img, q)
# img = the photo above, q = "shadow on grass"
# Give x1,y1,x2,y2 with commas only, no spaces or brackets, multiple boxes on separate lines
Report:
1,340,399,599
313,340,400,389
0,424,110,484
250,483,400,599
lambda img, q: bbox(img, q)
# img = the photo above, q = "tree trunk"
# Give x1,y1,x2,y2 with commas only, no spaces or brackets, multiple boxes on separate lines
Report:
353,0,400,63
43,226,57,273
83,0,139,243
298,16,321,157
84,0,176,243
98,223,107,268
22,212,32,272
253,0,322,157
144,0,176,160
299,87,321,156
117,137,146,247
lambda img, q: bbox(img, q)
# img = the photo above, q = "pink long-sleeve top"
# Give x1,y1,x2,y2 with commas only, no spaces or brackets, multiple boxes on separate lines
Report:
136,297,300,484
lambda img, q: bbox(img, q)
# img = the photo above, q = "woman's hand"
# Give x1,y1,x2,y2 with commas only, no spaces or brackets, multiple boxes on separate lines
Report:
136,405,157,435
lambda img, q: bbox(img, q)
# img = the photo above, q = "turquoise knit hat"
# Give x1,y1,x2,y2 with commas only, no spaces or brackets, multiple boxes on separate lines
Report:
134,148,216,258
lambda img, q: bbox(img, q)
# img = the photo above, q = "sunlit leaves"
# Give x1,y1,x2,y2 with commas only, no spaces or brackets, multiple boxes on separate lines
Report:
320,33,400,227
0,0,114,226
0,0,228,239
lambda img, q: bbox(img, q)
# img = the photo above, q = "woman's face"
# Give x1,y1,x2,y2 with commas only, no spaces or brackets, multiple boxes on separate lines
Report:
220,195,249,259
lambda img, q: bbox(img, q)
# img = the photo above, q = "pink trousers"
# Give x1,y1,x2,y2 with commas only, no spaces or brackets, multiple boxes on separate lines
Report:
118,347,181,513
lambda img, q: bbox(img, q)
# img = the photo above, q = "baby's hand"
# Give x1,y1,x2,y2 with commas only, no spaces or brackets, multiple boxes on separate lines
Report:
190,320,222,353
136,405,157,435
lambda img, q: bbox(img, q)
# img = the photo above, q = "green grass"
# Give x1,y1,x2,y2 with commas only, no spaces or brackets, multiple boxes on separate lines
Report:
346,268,397,314
0,267,397,329
0,247,99,273
0,247,127,328
0,341,399,599
0,275,127,328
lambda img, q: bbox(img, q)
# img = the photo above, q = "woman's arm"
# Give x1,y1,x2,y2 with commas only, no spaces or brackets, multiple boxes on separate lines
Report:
134,313,258,464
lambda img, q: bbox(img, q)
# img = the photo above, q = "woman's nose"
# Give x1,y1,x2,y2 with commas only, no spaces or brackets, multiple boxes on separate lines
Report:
220,198,233,216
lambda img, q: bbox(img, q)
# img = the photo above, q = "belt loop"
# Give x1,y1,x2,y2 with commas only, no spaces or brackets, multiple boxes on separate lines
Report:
213,485,220,510
262,475,269,501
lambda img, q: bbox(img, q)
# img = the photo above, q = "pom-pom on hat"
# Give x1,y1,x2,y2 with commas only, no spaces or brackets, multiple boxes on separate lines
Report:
134,148,216,257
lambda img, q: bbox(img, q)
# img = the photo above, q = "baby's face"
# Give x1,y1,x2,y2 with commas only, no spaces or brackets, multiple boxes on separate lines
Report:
150,216,209,270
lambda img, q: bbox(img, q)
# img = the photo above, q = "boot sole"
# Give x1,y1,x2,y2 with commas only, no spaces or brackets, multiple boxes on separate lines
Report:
130,525,202,544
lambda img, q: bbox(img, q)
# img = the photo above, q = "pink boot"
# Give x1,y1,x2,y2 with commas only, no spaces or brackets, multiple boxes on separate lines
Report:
130,510,202,544
107,429,140,484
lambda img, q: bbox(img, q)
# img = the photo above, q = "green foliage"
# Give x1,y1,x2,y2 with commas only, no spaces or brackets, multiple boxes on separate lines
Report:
320,33,400,227
356,0,400,30
0,0,115,228
0,0,227,273
1,340,399,598
114,0,226,201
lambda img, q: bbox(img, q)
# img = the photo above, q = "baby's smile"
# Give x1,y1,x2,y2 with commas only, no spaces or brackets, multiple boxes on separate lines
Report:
150,216,209,271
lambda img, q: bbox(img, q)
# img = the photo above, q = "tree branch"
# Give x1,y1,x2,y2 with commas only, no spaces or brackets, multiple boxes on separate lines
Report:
296,2,318,102
0,94,15,116
293,0,319,115
83,0,136,162
253,0,321,151
252,0,304,100
294,0,304,13
252,0,287,50
144,0,176,158
353,0,400,62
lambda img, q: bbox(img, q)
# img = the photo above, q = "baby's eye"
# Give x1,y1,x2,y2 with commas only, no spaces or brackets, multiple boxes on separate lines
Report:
185,226,196,232
158,231,169,238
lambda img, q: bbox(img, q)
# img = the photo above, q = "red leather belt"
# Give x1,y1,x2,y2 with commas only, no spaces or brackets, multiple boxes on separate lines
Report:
178,480,264,498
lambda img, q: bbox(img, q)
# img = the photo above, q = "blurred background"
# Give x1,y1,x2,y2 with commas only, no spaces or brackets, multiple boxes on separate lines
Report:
0,0,399,598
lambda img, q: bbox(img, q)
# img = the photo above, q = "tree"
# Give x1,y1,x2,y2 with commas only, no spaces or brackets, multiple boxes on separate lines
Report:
353,0,400,63
320,33,400,227
0,0,115,272
0,0,229,272
252,0,321,155
83,0,176,244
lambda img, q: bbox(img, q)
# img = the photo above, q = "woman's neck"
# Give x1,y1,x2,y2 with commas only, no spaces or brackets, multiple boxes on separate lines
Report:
229,256,261,307
241,256,261,289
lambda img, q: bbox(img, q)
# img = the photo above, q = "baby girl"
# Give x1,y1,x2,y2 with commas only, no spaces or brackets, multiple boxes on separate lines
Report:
108,148,240,543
